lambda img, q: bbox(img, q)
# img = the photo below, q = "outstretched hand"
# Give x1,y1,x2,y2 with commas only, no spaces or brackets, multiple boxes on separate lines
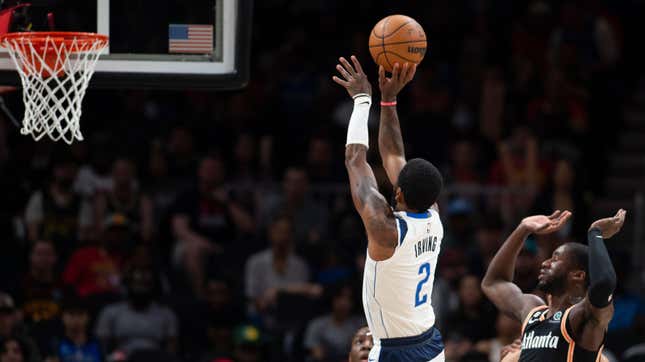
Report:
332,56,372,98
520,210,572,235
589,209,626,239
378,62,417,102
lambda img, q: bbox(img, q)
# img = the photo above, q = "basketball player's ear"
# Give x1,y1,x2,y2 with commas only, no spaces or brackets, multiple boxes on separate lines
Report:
395,187,404,205
569,270,586,283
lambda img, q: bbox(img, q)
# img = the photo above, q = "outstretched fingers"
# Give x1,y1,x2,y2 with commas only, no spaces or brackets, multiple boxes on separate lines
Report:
548,210,562,220
391,63,401,82
614,209,626,225
339,57,357,77
550,211,572,231
399,63,410,81
350,55,364,75
336,63,353,81
616,209,626,219
395,62,417,84
563,210,573,221
332,75,350,87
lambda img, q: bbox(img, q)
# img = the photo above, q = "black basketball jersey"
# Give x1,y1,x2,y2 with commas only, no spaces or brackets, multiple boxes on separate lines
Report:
519,305,603,362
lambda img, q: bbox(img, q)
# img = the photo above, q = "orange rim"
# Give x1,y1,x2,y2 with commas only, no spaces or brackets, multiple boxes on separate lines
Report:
0,32,108,49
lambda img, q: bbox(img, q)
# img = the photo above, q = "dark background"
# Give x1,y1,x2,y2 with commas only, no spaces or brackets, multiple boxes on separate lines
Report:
0,0,644,361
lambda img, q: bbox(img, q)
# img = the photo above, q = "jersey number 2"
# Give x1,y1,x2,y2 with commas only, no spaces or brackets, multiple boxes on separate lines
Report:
415,262,431,307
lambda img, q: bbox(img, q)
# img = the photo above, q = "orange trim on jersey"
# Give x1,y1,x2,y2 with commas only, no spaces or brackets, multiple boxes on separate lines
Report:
521,305,548,335
561,306,575,344
567,341,575,362
561,306,576,362
596,346,604,362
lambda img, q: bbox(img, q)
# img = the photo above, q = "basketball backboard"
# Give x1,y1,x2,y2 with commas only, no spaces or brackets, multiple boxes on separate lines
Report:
0,0,252,89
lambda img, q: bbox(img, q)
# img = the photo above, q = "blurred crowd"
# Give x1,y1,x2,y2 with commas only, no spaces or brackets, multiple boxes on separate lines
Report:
0,0,644,361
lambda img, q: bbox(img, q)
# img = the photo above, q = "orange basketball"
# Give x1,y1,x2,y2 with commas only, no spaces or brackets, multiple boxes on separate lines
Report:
369,15,427,73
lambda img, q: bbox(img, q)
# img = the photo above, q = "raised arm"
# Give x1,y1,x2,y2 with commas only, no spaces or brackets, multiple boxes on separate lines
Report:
482,210,571,321
377,63,416,186
568,209,624,351
333,56,398,261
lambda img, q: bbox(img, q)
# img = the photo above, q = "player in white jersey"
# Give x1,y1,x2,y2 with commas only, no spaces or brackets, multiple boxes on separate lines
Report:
333,56,445,362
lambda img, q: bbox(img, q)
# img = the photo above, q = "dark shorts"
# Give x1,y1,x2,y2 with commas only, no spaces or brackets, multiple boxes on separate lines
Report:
370,327,445,362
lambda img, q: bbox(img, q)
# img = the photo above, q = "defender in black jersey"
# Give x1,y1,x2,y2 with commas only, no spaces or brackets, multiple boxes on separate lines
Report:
482,209,625,362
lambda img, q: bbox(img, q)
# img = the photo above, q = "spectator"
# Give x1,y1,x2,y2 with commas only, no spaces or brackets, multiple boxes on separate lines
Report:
549,1,619,70
204,277,244,324
199,318,235,362
183,276,245,360
489,128,542,190
146,139,173,210
231,325,263,362
467,215,504,275
511,1,553,72
436,248,468,292
245,216,321,330
0,336,29,362
314,247,353,287
488,128,547,220
96,265,178,359
48,297,102,362
430,274,457,333
228,135,262,238
24,153,91,260
16,240,64,353
444,140,481,185
166,126,198,184
304,284,364,362
231,133,258,185
525,67,588,143
171,156,254,296
306,136,340,183
445,275,497,346
480,67,506,143
0,293,40,362
73,143,113,199
63,214,130,311
258,167,329,246
477,313,521,362
531,159,589,239
442,198,476,248
348,326,372,362
93,158,154,243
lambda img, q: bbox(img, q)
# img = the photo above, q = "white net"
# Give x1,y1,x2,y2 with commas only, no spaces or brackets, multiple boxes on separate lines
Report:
1,33,108,144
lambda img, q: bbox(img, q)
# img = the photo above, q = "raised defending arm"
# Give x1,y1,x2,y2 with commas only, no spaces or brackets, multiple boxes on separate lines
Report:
482,211,571,321
568,209,624,351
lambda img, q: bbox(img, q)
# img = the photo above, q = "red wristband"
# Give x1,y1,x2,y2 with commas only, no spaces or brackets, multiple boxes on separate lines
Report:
380,100,397,107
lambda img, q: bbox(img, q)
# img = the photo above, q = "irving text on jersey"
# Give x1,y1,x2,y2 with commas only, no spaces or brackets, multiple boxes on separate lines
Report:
414,236,438,258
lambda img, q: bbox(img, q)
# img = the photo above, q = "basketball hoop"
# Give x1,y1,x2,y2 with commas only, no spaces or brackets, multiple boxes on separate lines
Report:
0,32,108,144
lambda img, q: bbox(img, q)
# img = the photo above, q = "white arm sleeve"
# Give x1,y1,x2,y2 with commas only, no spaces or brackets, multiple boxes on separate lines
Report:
345,94,371,148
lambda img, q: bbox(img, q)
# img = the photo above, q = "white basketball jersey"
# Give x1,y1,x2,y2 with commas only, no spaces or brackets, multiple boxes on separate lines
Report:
362,208,443,341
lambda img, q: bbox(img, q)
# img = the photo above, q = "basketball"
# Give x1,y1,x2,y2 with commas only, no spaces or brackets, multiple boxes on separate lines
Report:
369,15,427,73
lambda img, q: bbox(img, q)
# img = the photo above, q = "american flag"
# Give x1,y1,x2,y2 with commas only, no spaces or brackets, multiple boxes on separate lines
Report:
168,24,213,54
